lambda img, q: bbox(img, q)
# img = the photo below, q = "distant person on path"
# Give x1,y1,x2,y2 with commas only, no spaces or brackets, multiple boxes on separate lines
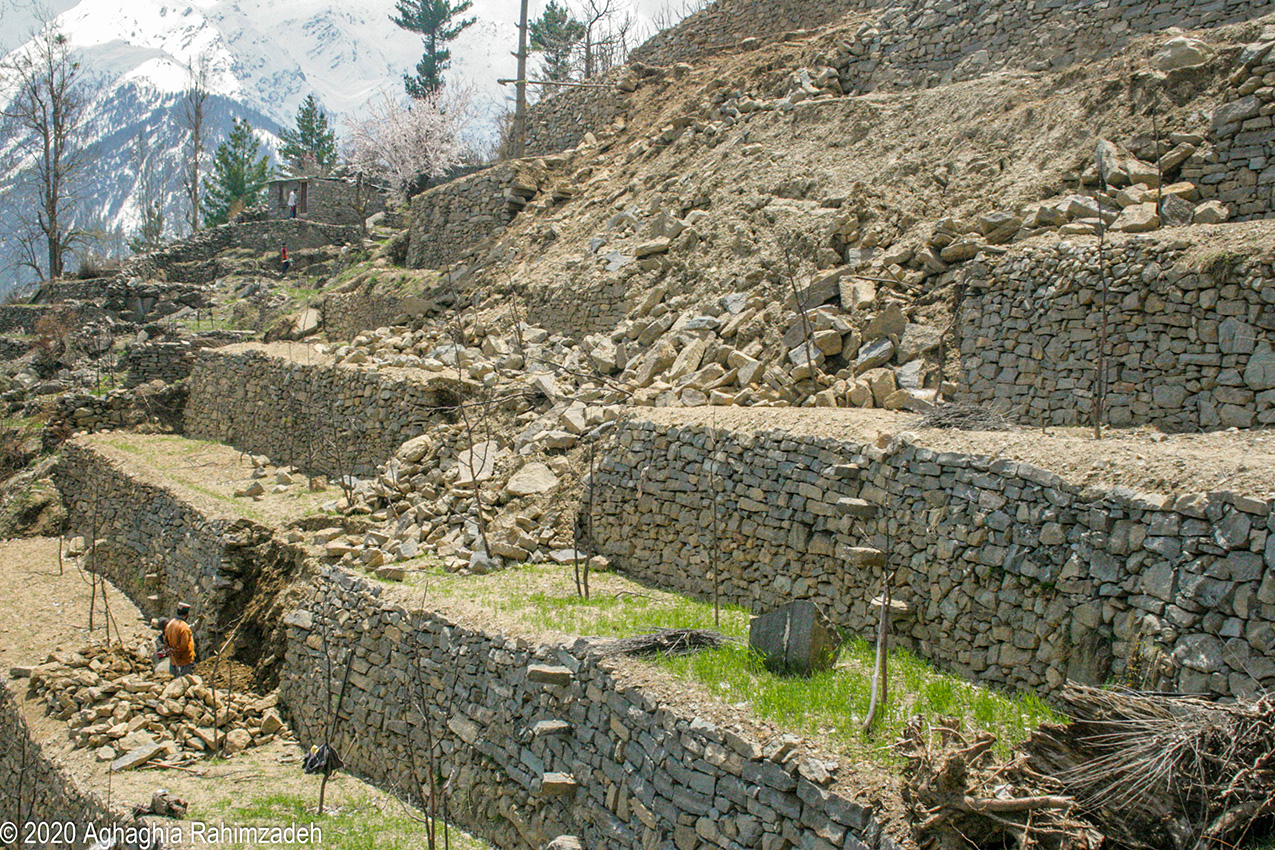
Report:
287,188,298,218
164,603,196,677
281,244,292,274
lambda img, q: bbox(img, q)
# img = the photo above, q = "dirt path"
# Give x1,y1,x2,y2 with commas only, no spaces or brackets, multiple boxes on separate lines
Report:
634,407,1275,498
0,538,486,850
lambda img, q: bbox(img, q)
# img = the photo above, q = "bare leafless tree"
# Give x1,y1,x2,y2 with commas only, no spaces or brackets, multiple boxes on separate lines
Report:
180,57,211,234
578,0,634,78
0,22,94,279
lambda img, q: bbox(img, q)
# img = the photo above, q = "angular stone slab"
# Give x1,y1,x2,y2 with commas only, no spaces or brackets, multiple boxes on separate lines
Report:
110,741,176,772
531,720,573,737
836,497,878,518
538,772,579,796
748,600,842,675
527,664,574,685
841,546,886,566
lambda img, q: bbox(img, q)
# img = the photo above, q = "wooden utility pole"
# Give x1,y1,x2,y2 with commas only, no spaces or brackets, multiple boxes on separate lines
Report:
512,0,530,158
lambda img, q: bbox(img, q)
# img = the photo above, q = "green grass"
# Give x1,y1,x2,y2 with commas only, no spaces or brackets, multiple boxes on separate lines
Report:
418,564,1061,766
216,792,490,850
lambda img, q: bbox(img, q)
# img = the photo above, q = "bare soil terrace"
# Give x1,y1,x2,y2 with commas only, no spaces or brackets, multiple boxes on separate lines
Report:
635,407,1275,497
0,538,487,850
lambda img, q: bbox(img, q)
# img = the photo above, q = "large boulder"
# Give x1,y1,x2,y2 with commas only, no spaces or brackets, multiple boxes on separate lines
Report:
749,601,842,675
505,462,560,498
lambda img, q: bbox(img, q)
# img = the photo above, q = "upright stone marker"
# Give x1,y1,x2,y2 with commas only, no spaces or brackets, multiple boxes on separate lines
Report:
749,600,842,675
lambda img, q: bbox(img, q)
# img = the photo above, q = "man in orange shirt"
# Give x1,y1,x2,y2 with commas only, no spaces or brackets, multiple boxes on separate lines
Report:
164,603,196,677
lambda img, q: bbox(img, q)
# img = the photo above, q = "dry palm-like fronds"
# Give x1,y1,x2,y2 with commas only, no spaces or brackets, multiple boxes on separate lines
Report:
597,628,734,658
1025,685,1275,850
900,685,1275,850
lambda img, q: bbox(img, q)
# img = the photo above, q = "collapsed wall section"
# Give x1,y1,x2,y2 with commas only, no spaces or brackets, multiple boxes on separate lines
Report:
54,438,306,684
588,417,1275,699
283,567,904,850
407,163,540,270
185,346,468,476
956,229,1275,431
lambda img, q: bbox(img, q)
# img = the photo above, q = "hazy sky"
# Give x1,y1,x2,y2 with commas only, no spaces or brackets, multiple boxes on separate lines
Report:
0,0,704,54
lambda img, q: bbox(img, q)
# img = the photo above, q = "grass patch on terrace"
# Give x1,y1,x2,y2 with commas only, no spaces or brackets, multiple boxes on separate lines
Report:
408,563,1060,766
216,792,490,850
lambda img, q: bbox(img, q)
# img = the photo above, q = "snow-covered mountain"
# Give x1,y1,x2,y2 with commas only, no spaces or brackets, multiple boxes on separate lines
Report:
0,0,692,293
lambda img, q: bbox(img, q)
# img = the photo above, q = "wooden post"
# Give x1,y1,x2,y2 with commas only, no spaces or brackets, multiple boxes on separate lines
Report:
512,0,530,158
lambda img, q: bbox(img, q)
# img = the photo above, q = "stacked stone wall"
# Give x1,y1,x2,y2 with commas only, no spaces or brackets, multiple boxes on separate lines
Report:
0,304,72,334
589,419,1275,699
834,0,1274,95
121,341,197,387
127,220,361,285
283,567,904,850
54,441,235,631
264,177,387,227
1184,37,1275,220
523,276,631,339
956,231,1275,431
630,0,864,67
31,278,111,304
0,681,138,844
185,347,468,476
49,383,186,438
525,0,1275,158
407,162,540,270
524,80,630,159
320,292,416,342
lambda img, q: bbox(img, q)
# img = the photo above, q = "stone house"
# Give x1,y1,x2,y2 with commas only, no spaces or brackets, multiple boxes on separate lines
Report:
264,176,386,227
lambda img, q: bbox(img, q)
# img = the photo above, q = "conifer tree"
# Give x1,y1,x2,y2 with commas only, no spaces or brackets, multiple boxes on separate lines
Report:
202,118,271,227
391,0,476,98
530,1,584,82
279,94,337,175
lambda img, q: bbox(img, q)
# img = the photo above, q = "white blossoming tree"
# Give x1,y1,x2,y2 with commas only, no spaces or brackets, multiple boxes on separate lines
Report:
342,88,474,198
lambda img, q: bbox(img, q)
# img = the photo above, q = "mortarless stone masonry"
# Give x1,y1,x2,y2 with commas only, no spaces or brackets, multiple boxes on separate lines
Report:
283,567,905,850
956,228,1275,431
587,419,1275,699
185,345,475,477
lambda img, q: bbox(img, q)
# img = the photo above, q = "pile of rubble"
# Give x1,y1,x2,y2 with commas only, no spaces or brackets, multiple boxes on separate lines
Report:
11,642,288,768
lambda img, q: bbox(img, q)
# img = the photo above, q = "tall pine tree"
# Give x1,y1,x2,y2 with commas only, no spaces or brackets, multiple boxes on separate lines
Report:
530,1,584,82
202,118,271,227
391,0,476,98
279,94,337,175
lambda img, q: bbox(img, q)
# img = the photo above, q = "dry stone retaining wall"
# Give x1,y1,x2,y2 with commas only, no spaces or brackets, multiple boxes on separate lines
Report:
588,419,1275,699
0,680,138,845
127,220,361,285
407,163,540,270
525,0,1275,158
283,566,904,850
185,347,467,476
55,441,233,629
1184,37,1275,220
956,232,1275,431
833,0,1275,94
524,80,630,159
